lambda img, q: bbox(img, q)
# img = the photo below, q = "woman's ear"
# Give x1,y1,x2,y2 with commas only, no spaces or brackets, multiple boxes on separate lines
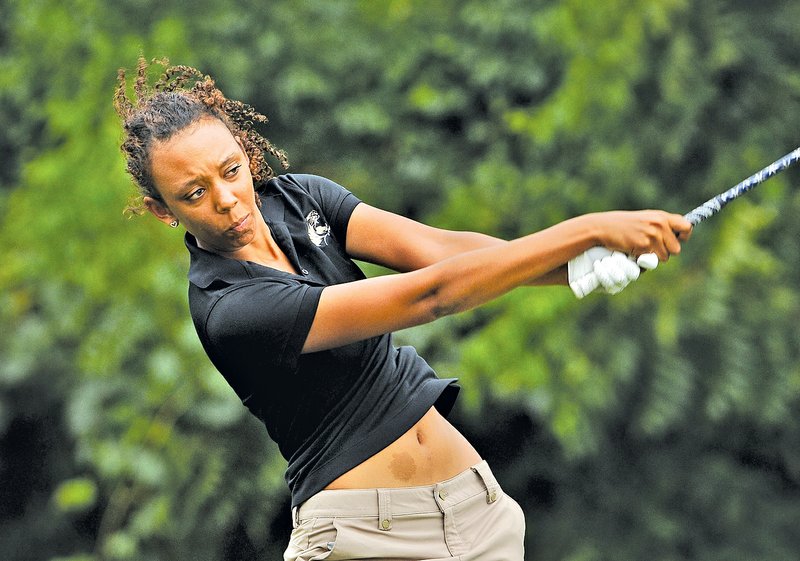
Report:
143,196,177,226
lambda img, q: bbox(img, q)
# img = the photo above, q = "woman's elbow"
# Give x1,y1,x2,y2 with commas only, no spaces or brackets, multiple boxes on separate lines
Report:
420,287,463,321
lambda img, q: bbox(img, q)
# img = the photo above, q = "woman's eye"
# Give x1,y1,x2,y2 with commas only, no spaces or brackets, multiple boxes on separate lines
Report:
226,164,241,178
187,188,205,200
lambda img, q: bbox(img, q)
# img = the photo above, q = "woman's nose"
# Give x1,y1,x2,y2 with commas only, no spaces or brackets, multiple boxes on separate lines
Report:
213,184,237,212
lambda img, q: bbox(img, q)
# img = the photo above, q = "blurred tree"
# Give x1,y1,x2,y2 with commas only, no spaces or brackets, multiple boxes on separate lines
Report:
1,0,800,560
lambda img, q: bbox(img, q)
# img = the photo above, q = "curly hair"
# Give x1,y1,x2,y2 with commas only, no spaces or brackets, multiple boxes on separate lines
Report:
114,57,289,214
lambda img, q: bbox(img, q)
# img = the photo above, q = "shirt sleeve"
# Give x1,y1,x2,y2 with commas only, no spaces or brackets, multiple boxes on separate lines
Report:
203,279,324,374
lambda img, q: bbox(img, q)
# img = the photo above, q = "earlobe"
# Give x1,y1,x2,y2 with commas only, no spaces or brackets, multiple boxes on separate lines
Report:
143,196,177,227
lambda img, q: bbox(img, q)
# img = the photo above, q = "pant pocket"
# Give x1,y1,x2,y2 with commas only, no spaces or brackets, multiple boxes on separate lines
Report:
284,518,338,561
448,492,526,559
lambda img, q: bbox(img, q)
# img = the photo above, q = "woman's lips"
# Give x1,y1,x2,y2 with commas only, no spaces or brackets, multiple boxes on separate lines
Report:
229,213,250,233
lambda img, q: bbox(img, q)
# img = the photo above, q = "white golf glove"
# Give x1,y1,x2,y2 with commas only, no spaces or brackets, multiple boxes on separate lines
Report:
568,247,654,299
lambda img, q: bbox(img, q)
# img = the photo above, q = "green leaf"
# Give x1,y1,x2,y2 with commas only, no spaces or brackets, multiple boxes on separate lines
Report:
53,477,98,513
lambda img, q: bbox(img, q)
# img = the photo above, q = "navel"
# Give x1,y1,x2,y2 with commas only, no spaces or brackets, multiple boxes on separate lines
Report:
388,451,417,481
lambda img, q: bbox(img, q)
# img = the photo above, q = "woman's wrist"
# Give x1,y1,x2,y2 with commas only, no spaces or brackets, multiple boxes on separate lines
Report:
577,212,607,248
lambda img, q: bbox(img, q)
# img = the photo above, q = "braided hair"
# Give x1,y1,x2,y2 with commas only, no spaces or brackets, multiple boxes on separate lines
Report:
114,57,289,214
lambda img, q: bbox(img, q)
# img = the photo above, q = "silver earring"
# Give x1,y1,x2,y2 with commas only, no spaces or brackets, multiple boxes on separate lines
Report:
169,219,179,228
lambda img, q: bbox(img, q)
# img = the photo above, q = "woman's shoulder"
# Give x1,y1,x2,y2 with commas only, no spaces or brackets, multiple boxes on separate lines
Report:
262,173,354,202
259,174,360,237
261,173,335,193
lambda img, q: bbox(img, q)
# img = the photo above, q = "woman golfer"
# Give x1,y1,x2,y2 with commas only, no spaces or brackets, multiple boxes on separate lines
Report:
115,59,691,561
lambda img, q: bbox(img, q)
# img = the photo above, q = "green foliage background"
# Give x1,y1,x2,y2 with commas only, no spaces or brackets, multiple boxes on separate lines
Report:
2,1,800,559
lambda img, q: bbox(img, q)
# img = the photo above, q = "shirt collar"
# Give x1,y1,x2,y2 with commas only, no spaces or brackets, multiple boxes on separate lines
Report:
185,233,249,288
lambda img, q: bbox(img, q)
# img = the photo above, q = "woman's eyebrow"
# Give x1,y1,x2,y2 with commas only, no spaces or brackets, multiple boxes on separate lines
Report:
178,152,240,192
179,177,200,192
219,151,239,166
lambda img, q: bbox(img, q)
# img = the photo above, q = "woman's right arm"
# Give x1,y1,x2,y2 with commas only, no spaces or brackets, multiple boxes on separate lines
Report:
301,210,691,353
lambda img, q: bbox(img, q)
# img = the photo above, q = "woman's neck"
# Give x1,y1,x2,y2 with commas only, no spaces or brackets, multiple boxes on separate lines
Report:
218,216,298,274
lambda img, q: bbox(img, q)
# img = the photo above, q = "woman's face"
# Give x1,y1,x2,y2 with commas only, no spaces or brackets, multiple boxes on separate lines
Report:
145,117,261,255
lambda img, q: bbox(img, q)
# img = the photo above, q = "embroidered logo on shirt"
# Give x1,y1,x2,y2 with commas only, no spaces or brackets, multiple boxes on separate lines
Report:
305,210,330,247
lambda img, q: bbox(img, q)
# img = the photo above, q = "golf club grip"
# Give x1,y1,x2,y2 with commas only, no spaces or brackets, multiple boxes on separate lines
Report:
683,146,800,226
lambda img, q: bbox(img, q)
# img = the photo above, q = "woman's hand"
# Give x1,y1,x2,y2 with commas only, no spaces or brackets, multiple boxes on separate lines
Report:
586,210,693,262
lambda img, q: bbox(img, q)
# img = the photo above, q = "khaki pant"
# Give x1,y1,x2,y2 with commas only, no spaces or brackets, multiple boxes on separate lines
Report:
284,461,525,561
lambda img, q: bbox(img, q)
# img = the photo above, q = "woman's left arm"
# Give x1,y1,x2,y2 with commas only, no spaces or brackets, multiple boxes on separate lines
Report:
345,203,567,286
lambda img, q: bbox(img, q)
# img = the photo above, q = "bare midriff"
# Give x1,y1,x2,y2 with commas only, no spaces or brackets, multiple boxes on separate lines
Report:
324,406,482,490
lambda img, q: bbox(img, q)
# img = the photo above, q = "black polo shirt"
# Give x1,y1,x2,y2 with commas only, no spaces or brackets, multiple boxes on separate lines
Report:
186,174,459,508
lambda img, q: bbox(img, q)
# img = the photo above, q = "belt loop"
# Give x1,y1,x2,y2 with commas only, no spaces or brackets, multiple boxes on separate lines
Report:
291,506,300,529
377,489,392,531
471,462,499,504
